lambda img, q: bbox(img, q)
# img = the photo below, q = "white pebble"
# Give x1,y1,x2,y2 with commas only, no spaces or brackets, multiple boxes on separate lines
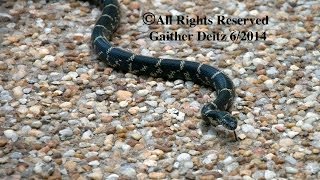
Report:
82,130,93,140
177,153,191,161
12,86,23,98
131,133,142,140
145,100,158,107
4,129,18,142
106,174,119,180
169,9,183,16
223,156,234,165
88,160,100,166
43,156,52,162
59,127,73,137
120,167,136,177
63,149,75,157
176,112,185,121
305,162,320,174
264,79,274,89
252,58,268,66
265,170,276,179
137,89,150,96
301,123,313,131
68,72,78,80
202,154,217,164
173,84,184,89
139,106,148,113
96,89,105,95
287,131,299,138
119,101,129,108
43,55,55,62
243,52,254,66
226,44,238,51
59,102,72,109
143,159,157,167
285,167,298,174
290,65,299,70
155,83,166,91
275,38,289,45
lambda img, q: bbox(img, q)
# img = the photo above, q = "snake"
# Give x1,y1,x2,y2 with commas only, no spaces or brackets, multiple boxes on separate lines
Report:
88,0,238,139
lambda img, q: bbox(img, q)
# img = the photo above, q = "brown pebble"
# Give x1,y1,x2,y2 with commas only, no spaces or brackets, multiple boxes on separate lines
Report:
149,172,166,179
204,163,214,170
273,156,285,164
55,159,62,165
64,161,77,172
195,144,209,151
133,143,145,151
0,62,8,70
154,144,172,152
201,171,223,179
47,140,59,148
118,133,127,139
312,149,320,154
48,169,62,180
54,57,65,66
52,151,62,159
199,175,216,180
129,1,140,10
101,113,113,123
115,90,133,101
86,156,99,162
0,137,8,147
74,153,85,159
258,163,268,170
16,162,29,172
127,139,139,147
240,169,252,176
293,152,305,159
187,123,197,130
39,146,51,154
82,165,92,172
105,127,116,134
6,168,14,175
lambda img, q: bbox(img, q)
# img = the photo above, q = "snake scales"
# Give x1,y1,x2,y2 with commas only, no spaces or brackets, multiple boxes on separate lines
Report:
88,0,238,139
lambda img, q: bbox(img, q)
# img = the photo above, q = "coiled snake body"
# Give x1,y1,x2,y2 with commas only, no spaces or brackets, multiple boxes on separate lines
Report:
89,0,238,139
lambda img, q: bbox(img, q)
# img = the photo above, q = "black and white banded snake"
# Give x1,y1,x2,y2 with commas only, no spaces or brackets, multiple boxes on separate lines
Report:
88,0,238,140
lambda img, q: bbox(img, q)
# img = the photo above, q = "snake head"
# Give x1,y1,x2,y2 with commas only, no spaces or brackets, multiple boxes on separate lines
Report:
216,111,237,130
202,105,237,130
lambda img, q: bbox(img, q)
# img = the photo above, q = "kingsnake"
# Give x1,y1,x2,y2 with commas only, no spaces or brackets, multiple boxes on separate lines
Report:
88,0,238,139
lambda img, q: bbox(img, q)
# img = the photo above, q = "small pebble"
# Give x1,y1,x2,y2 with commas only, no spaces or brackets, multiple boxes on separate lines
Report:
137,89,150,96
4,130,18,142
285,167,298,174
115,90,132,101
177,153,191,162
59,128,73,138
120,167,136,177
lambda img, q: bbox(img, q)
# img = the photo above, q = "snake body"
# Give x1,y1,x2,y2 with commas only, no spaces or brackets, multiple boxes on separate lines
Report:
89,0,238,137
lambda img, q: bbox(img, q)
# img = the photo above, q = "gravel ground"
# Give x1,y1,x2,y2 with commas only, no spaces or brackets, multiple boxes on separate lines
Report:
0,0,319,179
